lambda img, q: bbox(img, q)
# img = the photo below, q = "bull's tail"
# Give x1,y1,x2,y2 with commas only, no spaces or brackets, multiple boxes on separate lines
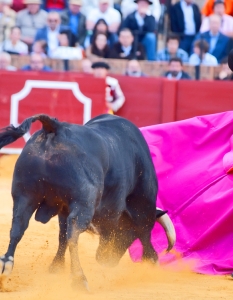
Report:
0,114,59,149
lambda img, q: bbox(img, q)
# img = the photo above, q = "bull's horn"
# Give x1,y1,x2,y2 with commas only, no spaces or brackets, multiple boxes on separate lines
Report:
156,208,176,252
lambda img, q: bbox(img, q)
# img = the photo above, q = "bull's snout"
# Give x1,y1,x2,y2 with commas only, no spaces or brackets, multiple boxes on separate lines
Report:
0,255,14,276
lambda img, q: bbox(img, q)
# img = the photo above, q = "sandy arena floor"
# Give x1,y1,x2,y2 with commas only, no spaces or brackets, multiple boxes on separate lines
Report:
0,154,233,300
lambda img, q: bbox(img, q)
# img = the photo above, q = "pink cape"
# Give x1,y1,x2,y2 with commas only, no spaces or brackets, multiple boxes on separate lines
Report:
129,111,233,275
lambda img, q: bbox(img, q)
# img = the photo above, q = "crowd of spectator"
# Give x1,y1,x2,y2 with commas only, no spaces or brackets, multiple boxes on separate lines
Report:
0,0,232,81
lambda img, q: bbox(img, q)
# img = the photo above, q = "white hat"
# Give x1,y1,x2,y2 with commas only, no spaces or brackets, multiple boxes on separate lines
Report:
69,0,82,5
24,0,42,4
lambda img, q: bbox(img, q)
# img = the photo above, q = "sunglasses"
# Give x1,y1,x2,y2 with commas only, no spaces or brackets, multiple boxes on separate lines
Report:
48,19,59,22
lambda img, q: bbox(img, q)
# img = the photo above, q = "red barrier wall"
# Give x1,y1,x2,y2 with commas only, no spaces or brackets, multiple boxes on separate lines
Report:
1,71,233,152
115,76,163,126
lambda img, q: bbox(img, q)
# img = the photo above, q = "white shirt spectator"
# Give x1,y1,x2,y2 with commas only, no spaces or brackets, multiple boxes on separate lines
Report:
81,0,114,16
122,45,132,56
189,52,218,66
87,7,121,29
200,14,233,37
0,39,28,54
47,28,59,56
135,11,145,26
180,0,196,35
121,0,161,22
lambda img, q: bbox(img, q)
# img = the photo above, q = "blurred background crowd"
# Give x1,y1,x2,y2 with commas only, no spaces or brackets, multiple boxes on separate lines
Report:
0,0,232,80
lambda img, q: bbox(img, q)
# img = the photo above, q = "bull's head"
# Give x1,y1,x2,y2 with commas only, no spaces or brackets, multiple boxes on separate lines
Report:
95,210,176,267
96,212,137,267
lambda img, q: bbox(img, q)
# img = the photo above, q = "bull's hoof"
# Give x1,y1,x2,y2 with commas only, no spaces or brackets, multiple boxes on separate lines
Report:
144,258,160,266
49,259,65,273
71,277,90,292
0,255,14,276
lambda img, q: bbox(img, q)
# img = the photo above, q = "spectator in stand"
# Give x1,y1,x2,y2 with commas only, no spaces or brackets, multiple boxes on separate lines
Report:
16,0,47,50
201,0,233,37
194,14,230,63
0,0,16,43
0,26,28,54
86,0,121,37
156,33,189,62
125,59,146,76
170,0,201,55
50,32,83,59
86,32,110,58
21,52,52,70
34,11,68,56
80,0,114,17
81,57,93,73
32,39,47,57
122,0,157,61
202,0,233,16
41,0,67,12
121,0,161,22
164,57,191,80
189,39,218,66
92,61,125,113
0,51,16,70
60,0,87,47
215,56,233,79
109,28,146,60
85,18,115,48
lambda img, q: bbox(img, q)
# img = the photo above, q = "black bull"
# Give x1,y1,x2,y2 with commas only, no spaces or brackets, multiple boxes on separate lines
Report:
0,114,175,289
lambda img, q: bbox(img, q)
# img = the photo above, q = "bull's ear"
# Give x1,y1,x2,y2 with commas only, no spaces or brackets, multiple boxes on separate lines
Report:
228,49,233,72
156,208,168,219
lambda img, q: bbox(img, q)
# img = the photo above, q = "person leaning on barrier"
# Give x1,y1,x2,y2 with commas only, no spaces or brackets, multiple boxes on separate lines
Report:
189,39,218,66
156,33,189,63
194,14,230,63
91,61,125,113
16,0,47,49
122,0,157,61
0,26,28,55
164,57,191,80
125,59,146,76
0,0,16,43
109,28,146,60
0,51,16,70
21,52,52,71
215,56,233,80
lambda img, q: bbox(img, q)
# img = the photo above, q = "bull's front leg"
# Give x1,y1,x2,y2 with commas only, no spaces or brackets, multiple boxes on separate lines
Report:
0,196,37,277
67,201,95,291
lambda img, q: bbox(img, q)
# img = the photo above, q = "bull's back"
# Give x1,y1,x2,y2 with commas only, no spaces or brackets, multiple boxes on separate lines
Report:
86,115,157,196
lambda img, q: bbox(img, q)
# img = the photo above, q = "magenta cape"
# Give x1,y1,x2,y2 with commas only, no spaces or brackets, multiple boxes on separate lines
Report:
129,111,233,275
